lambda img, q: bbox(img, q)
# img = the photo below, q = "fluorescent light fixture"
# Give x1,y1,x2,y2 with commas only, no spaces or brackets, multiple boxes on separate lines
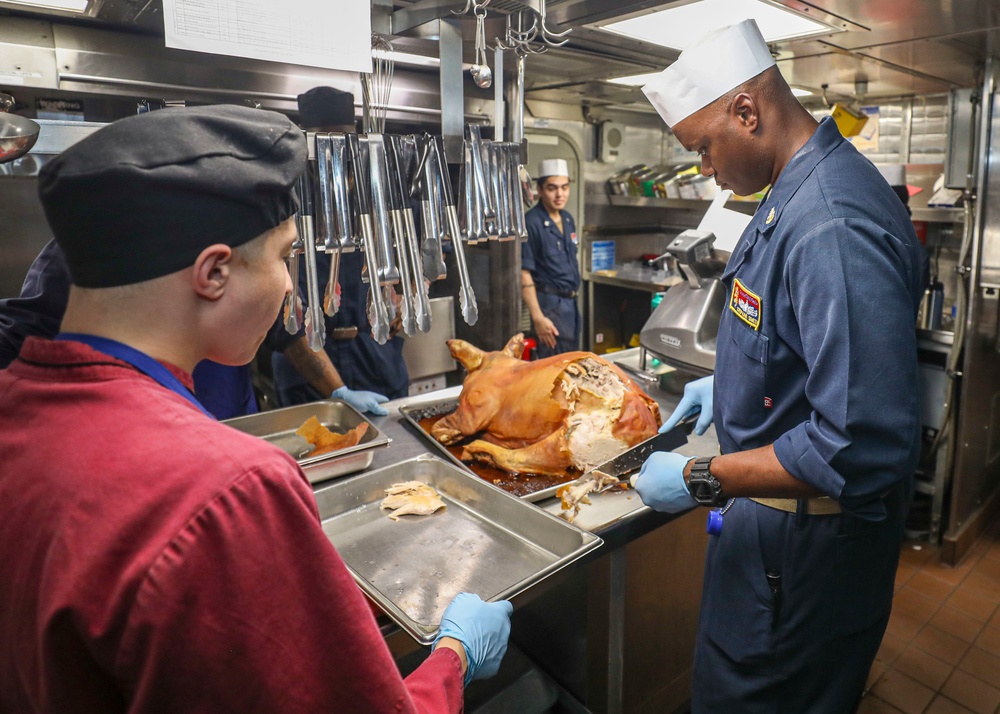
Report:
1,0,88,11
610,72,813,98
600,0,839,51
609,72,663,86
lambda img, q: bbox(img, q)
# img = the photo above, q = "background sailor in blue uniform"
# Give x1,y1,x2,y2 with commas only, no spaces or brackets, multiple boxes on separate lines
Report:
634,20,926,713
521,158,581,358
268,87,407,416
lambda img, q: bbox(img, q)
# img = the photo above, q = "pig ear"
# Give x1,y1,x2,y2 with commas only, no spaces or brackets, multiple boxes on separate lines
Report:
502,333,526,359
448,339,484,372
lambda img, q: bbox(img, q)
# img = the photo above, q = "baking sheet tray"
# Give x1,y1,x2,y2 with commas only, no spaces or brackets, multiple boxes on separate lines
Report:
222,400,390,482
399,397,570,503
314,454,603,644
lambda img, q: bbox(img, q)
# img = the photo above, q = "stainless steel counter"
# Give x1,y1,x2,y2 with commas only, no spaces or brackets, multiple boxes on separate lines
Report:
334,349,717,713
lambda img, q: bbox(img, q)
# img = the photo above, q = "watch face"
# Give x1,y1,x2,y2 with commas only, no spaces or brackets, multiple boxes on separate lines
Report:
690,479,717,503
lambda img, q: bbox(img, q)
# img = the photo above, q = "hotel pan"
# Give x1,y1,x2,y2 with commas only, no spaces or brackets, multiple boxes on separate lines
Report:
314,454,602,644
223,400,390,483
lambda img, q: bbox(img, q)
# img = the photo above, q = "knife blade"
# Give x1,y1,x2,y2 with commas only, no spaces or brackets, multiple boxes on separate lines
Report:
590,423,690,482
556,420,694,522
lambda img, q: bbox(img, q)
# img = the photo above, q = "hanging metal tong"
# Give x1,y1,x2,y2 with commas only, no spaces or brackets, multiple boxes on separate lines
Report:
295,155,326,352
282,226,304,335
345,133,392,344
381,135,416,335
386,135,432,334
431,135,478,326
315,132,355,317
413,135,448,282
366,133,401,331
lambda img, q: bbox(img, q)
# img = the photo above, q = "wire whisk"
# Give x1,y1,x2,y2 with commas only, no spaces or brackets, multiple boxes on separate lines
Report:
361,34,394,134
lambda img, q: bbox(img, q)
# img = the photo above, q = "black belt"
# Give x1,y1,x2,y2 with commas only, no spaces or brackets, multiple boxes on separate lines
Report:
535,284,578,299
330,326,359,340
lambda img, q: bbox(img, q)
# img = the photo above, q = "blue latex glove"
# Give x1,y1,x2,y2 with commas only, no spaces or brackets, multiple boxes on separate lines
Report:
630,451,698,513
331,385,389,416
434,593,513,686
660,375,714,436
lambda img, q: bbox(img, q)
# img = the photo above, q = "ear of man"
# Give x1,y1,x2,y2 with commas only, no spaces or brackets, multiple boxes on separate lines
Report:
191,244,234,301
730,92,760,133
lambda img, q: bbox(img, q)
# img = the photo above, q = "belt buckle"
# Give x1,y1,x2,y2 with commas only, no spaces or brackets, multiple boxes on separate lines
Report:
331,326,359,340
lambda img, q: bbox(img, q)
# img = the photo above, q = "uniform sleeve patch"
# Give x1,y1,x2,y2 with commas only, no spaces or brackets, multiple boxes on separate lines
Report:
729,278,762,330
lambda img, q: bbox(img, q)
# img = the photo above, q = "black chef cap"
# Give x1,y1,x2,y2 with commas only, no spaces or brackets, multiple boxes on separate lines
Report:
297,86,356,130
38,104,306,288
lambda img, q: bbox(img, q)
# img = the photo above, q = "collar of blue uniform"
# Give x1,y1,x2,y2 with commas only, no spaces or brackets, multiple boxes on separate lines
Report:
750,116,844,239
533,203,571,223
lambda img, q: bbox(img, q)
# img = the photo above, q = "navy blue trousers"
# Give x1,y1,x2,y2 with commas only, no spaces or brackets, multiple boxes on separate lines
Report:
692,484,907,713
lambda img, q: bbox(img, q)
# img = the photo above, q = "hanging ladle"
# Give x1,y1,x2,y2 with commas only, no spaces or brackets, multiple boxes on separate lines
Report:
469,4,492,89
0,93,40,165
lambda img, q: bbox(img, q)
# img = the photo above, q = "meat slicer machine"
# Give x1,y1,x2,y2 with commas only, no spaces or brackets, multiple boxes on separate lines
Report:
638,228,730,377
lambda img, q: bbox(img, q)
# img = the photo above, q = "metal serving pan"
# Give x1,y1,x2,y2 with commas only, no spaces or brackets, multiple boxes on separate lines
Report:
399,397,570,503
314,454,602,644
223,400,390,482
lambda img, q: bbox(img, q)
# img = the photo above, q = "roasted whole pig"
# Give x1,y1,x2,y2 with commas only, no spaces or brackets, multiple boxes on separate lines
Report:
431,334,662,477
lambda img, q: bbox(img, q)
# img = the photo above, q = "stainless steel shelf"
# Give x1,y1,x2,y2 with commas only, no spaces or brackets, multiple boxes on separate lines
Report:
595,193,963,224
583,270,681,292
917,328,956,348
910,207,965,223
599,193,759,215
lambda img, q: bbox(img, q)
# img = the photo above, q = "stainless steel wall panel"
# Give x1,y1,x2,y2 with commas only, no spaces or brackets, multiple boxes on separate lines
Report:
946,65,1000,560
15,23,490,124
0,177,52,299
0,17,58,90
977,91,1000,287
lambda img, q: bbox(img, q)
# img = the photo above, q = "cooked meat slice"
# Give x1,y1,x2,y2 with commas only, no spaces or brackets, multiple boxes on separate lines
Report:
296,416,369,456
380,481,446,521
556,470,623,522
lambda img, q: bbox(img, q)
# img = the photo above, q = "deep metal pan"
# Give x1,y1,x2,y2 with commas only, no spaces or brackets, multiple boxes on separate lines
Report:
223,400,390,482
314,454,602,644
399,396,694,502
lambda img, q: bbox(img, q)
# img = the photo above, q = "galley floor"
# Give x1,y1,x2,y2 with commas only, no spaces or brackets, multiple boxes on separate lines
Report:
859,521,1000,714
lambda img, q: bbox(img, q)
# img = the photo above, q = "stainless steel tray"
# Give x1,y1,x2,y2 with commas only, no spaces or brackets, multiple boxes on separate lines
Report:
399,397,569,503
314,454,603,644
223,400,390,482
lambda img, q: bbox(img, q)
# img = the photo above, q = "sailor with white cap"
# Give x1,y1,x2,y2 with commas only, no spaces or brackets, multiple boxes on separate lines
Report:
521,157,581,357
632,19,926,712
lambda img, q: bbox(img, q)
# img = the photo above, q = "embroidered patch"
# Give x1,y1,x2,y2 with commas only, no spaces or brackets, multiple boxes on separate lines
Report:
729,278,762,330
764,396,773,409
571,232,578,244
765,206,776,225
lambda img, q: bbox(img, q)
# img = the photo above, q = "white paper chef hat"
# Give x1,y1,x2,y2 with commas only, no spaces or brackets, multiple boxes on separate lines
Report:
642,19,776,128
538,158,569,179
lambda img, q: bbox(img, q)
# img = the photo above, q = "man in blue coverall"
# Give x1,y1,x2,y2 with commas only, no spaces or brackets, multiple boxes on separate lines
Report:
268,87,407,416
633,20,925,713
521,158,581,358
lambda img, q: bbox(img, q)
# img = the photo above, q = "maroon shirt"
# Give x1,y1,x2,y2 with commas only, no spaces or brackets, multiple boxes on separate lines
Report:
0,337,463,713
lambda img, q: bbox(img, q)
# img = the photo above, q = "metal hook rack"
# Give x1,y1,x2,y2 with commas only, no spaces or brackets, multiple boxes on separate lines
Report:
450,0,570,55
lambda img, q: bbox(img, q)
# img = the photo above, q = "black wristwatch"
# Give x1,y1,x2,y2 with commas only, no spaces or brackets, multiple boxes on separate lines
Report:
687,457,727,507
